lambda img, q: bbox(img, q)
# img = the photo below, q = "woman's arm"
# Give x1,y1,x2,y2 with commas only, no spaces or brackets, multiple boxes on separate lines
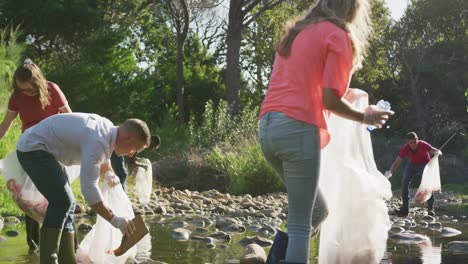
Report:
58,104,72,113
0,111,18,140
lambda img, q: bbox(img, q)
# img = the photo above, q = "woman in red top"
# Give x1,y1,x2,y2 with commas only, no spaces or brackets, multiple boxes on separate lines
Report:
0,59,71,254
258,0,393,263
386,132,441,217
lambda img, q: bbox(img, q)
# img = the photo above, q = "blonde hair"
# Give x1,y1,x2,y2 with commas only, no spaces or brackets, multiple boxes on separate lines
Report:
12,59,50,108
276,0,372,69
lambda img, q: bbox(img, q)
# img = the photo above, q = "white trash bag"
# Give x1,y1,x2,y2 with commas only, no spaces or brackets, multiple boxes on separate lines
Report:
318,89,392,264
0,152,80,223
135,158,152,206
414,154,441,204
76,183,136,264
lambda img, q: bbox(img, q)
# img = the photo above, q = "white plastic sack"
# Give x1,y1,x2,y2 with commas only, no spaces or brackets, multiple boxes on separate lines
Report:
76,182,136,264
414,154,441,204
318,89,392,264
0,152,80,223
134,158,152,206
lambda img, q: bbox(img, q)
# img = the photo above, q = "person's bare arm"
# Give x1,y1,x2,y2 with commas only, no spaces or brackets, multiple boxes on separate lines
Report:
323,88,393,127
89,201,114,221
0,111,18,140
389,156,402,175
58,104,72,113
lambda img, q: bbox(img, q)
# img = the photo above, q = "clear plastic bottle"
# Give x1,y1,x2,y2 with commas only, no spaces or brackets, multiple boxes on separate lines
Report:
367,100,391,132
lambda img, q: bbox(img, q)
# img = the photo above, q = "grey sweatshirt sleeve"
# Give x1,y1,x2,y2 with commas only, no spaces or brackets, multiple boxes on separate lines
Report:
80,144,106,205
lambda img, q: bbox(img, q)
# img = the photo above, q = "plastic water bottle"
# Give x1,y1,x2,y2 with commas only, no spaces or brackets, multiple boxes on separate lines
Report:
367,100,391,132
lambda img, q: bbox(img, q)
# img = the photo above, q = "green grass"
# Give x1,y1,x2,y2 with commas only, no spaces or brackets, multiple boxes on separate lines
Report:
442,184,468,214
0,176,23,217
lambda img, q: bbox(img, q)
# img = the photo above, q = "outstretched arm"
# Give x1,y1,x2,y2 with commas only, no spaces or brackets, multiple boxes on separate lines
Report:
389,156,402,175
0,111,18,140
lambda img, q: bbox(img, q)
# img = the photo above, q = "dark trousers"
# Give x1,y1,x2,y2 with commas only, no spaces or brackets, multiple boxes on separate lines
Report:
25,214,40,250
111,151,127,191
401,162,435,210
17,150,76,231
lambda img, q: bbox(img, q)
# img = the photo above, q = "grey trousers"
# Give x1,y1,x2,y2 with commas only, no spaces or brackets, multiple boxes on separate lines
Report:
259,112,320,263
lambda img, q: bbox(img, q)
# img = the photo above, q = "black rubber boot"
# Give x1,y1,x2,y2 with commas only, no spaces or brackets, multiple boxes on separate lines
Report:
40,228,62,264
26,214,40,253
58,230,76,264
266,229,288,264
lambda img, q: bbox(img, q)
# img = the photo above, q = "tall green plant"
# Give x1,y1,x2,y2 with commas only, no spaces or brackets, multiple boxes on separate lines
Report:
189,99,259,148
0,26,23,158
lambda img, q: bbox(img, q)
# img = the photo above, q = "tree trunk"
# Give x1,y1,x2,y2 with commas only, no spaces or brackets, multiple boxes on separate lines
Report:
176,36,185,124
225,0,244,114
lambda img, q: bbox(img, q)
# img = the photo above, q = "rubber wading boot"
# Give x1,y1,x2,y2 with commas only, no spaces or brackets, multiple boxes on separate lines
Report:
58,230,76,264
266,229,288,264
40,228,62,264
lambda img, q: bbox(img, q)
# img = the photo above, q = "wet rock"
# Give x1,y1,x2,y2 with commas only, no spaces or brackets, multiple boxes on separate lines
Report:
153,205,167,214
447,241,468,253
239,236,273,247
193,227,209,234
389,226,405,233
171,228,191,241
190,219,205,227
78,223,93,231
74,203,85,214
190,235,215,244
210,231,232,242
207,243,216,249
219,244,229,249
4,216,20,227
389,232,430,244
5,230,19,237
428,222,442,229
169,220,188,228
258,225,276,237
240,243,267,264
441,227,462,237
421,215,435,223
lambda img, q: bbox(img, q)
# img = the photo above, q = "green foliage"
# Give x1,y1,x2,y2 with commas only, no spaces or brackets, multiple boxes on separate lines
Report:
0,176,23,217
205,141,284,195
154,103,190,156
188,100,282,195
189,100,259,148
0,26,24,109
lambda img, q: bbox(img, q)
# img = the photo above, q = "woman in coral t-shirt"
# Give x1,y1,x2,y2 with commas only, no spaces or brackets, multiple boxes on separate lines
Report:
258,0,393,263
0,59,71,254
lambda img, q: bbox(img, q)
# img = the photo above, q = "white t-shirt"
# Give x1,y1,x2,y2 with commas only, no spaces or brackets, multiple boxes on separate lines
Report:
17,112,118,205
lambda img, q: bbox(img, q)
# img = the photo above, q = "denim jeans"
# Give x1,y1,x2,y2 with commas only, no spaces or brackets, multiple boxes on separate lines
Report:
259,112,320,263
17,150,76,231
401,162,434,210
111,151,127,191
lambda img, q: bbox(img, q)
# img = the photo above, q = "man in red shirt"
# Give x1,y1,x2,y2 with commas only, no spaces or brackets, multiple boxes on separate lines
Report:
386,132,441,217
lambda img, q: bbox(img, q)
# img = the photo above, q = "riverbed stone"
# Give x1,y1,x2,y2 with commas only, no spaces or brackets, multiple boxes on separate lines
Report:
389,232,430,244
441,227,462,237
239,236,273,247
171,228,191,241
240,243,267,264
447,241,468,253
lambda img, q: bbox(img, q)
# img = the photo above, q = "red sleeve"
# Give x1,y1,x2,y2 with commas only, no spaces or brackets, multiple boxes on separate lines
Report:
322,30,353,98
399,145,408,158
7,94,18,112
48,82,68,109
419,140,432,152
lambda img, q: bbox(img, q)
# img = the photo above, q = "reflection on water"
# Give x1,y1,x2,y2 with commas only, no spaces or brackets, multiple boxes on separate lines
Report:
1,214,468,263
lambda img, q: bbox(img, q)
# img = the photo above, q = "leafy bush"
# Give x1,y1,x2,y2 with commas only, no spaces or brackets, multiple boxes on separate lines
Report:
189,100,259,148
205,141,284,195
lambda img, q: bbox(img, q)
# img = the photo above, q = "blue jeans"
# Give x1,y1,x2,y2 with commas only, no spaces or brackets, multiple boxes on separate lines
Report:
111,151,127,191
259,112,320,263
401,162,434,210
17,150,76,231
